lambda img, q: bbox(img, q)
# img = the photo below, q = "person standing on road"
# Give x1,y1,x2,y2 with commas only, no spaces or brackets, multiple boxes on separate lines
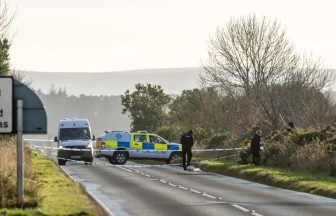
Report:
180,130,194,171
251,130,262,165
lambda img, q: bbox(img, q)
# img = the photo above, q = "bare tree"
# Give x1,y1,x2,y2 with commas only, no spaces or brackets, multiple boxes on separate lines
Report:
202,15,332,129
0,0,30,85
0,0,14,40
0,0,14,76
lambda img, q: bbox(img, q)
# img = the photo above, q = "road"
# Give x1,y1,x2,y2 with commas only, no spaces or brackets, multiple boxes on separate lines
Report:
60,158,336,216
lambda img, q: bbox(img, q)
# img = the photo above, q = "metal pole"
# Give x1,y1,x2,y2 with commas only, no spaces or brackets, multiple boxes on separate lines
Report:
17,99,23,206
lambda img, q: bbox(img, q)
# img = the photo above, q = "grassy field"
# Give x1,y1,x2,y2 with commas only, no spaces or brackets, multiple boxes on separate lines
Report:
198,159,336,199
1,152,101,216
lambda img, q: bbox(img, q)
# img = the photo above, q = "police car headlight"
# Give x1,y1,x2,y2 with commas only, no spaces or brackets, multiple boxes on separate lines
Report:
87,144,92,148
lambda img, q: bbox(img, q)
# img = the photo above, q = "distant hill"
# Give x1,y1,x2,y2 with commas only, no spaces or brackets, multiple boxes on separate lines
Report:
36,92,131,135
24,67,202,96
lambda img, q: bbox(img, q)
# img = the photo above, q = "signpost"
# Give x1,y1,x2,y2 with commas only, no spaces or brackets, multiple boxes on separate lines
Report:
0,76,47,207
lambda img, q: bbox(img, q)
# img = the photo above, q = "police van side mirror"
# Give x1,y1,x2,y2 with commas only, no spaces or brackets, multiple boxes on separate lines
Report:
92,135,96,141
54,136,58,142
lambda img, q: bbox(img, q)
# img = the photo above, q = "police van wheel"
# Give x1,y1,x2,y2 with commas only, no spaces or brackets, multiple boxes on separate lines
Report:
84,157,93,165
113,151,128,165
58,159,66,166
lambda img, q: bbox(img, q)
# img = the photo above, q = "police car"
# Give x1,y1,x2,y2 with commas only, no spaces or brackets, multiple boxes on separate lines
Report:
95,131,182,165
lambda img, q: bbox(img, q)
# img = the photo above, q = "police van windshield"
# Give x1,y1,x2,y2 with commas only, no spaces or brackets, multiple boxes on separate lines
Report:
60,127,91,141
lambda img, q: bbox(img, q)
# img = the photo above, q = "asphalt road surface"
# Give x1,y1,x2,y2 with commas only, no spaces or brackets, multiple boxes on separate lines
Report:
61,158,336,216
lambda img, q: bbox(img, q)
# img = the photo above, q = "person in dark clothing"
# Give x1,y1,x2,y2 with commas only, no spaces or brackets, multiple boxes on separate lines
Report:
286,121,296,133
288,121,295,129
180,130,194,171
251,130,262,165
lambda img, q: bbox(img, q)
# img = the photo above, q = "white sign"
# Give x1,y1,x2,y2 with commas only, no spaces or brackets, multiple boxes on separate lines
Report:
0,77,13,133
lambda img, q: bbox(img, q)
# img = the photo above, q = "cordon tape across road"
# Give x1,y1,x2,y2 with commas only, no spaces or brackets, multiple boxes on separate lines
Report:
25,138,242,152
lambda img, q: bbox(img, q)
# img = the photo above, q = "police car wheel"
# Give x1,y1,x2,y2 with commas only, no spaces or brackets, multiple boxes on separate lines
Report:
113,151,128,165
107,156,116,164
165,152,179,164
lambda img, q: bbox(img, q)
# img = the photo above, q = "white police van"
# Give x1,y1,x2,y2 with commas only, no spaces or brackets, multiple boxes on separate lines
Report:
54,118,94,165
96,131,182,165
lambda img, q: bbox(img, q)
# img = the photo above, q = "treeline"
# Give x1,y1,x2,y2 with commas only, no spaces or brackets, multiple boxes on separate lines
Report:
121,16,336,148
121,84,336,147
36,87,130,135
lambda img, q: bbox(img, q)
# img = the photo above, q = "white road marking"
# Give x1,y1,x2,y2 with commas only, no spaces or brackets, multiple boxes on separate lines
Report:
177,185,189,190
168,182,177,187
232,204,251,212
117,162,264,216
159,179,167,183
202,192,217,199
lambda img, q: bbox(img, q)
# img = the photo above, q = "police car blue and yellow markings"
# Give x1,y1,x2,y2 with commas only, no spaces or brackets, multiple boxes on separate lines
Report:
96,131,181,157
168,143,182,151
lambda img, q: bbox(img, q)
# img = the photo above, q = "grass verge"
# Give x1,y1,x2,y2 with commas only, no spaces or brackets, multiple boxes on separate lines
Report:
1,152,101,216
198,159,336,199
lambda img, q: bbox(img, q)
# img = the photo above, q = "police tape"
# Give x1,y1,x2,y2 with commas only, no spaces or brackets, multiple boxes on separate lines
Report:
25,138,243,152
38,152,181,168
29,144,242,153
24,138,54,142
193,148,242,152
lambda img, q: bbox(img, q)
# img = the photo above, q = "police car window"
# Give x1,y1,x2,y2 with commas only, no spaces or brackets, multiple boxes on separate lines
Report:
149,135,166,144
149,135,155,143
134,134,146,142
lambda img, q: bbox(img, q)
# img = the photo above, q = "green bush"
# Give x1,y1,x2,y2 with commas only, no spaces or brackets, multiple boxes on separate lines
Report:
207,133,228,149
290,131,321,146
239,147,251,164
262,142,293,168
156,125,186,143
237,124,336,176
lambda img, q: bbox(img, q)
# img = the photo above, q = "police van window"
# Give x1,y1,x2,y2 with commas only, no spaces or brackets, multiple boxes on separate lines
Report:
134,134,146,142
60,127,91,141
149,135,166,144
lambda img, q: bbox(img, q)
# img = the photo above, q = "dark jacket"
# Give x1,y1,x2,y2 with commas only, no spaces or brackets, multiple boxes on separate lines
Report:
180,132,194,148
250,134,261,155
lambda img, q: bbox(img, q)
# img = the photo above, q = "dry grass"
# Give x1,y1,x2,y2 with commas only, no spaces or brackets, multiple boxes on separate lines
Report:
0,137,39,208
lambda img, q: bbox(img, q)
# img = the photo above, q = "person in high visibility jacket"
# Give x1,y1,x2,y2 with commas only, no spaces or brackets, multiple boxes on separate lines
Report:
180,130,194,171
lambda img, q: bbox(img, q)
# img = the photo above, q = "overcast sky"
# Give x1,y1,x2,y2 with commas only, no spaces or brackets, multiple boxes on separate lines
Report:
7,0,336,72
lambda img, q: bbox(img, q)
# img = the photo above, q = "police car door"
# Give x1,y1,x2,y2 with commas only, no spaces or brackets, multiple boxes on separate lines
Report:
131,133,148,158
149,134,168,158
